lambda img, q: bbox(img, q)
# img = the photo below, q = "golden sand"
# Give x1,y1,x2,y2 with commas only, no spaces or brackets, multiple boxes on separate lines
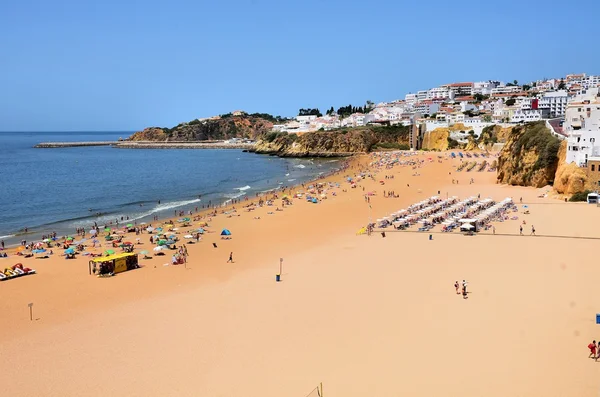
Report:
1,152,599,396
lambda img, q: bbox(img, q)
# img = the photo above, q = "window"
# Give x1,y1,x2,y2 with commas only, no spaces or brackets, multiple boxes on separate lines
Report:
593,164,596,171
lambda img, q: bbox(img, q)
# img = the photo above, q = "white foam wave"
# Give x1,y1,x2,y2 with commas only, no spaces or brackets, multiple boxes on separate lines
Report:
224,192,246,200
0,234,15,239
294,164,306,169
235,185,251,191
68,198,202,228
285,173,290,176
287,179,296,182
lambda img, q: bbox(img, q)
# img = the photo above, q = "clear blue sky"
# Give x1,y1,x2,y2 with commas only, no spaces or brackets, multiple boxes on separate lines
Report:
1,0,598,131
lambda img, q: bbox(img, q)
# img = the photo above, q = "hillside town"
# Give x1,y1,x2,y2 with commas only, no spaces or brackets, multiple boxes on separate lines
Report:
271,73,600,168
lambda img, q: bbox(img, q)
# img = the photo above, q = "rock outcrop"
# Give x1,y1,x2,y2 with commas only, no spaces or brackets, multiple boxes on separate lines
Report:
128,115,274,142
421,128,450,151
253,125,410,157
553,141,590,195
496,122,561,187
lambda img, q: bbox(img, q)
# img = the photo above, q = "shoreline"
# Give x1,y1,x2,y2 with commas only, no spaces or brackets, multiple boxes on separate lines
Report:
0,156,355,249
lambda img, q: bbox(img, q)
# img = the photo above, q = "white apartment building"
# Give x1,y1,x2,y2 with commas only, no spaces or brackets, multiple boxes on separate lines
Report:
473,81,497,96
564,87,600,165
341,113,366,128
582,75,600,89
405,93,418,104
296,115,318,123
445,82,474,97
427,87,450,100
511,109,546,123
413,102,440,116
491,85,522,95
417,90,428,101
538,90,568,118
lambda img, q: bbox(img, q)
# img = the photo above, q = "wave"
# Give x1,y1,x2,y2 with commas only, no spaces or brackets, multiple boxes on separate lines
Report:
285,173,290,176
66,198,202,227
0,234,15,239
235,185,251,191
224,192,246,200
287,179,296,182
294,164,306,169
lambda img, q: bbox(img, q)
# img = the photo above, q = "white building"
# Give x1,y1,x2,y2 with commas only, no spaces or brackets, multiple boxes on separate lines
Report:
413,102,440,116
511,109,546,123
564,87,600,165
404,93,418,104
491,85,522,95
296,115,318,123
427,87,450,100
538,90,568,117
445,82,474,97
582,75,600,89
473,81,496,96
417,90,428,101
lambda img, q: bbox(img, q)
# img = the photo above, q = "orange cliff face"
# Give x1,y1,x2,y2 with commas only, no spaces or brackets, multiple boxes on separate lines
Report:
553,140,590,195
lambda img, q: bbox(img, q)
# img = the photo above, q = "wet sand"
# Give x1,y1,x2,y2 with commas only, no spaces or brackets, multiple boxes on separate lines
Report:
1,152,599,396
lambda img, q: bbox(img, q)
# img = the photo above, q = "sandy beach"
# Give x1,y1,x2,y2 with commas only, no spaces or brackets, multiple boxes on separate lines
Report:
1,151,600,396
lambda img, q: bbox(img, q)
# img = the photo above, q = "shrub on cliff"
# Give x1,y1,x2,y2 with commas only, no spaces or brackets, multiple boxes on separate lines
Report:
569,190,591,202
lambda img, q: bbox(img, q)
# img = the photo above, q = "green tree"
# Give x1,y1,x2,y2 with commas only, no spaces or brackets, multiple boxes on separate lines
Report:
482,114,492,122
513,80,518,86
522,84,531,91
505,98,516,106
558,79,566,90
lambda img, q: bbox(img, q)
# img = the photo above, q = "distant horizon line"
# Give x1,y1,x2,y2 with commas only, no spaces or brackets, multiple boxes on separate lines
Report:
0,130,136,133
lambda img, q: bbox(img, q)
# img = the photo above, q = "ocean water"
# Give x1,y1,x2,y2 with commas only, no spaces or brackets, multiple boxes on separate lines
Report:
0,131,341,245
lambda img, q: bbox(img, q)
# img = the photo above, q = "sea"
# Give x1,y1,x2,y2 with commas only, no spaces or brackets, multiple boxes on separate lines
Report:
0,131,342,246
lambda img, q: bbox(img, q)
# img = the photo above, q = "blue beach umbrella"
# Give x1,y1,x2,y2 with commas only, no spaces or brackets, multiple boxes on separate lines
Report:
221,229,231,236
32,249,46,254
65,248,75,255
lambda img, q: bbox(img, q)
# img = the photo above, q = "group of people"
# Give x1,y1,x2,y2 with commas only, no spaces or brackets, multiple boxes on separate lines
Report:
454,280,469,299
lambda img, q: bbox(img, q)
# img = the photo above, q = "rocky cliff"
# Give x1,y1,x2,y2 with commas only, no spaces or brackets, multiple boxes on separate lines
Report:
553,140,590,195
496,122,561,187
253,125,410,157
421,128,450,151
128,114,274,142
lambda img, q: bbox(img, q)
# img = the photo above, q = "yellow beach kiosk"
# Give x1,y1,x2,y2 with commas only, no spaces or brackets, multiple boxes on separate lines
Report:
89,252,139,276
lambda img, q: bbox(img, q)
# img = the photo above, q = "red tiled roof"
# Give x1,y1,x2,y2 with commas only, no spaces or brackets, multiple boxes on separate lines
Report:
447,82,474,87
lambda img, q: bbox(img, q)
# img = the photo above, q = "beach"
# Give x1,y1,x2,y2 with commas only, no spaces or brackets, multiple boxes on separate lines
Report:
1,151,600,396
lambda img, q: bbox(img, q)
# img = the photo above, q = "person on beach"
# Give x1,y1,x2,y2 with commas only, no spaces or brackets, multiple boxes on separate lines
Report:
227,252,233,263
454,281,460,295
589,340,597,359
1,240,4,250
492,226,496,235
531,225,536,236
519,225,523,235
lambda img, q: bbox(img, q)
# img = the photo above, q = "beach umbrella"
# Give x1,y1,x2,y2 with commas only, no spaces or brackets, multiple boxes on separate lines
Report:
89,229,97,235
32,249,46,254
158,240,167,246
198,222,208,227
104,227,111,232
184,235,194,239
65,248,75,254
156,227,163,232
197,228,205,234
153,246,164,252
123,241,133,245
126,223,133,228
104,249,115,255
221,229,231,236
66,237,74,241
43,238,51,243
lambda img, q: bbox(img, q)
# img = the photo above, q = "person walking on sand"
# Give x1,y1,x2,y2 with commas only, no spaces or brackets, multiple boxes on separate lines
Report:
492,226,496,235
227,252,233,263
519,225,523,235
454,281,460,295
531,225,536,236
589,340,597,359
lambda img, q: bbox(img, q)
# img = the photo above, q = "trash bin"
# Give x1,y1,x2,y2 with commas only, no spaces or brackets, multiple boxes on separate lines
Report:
276,274,281,282
596,313,600,324
429,234,433,240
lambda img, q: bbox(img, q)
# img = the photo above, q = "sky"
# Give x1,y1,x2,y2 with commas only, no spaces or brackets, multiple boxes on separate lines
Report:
1,0,599,131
